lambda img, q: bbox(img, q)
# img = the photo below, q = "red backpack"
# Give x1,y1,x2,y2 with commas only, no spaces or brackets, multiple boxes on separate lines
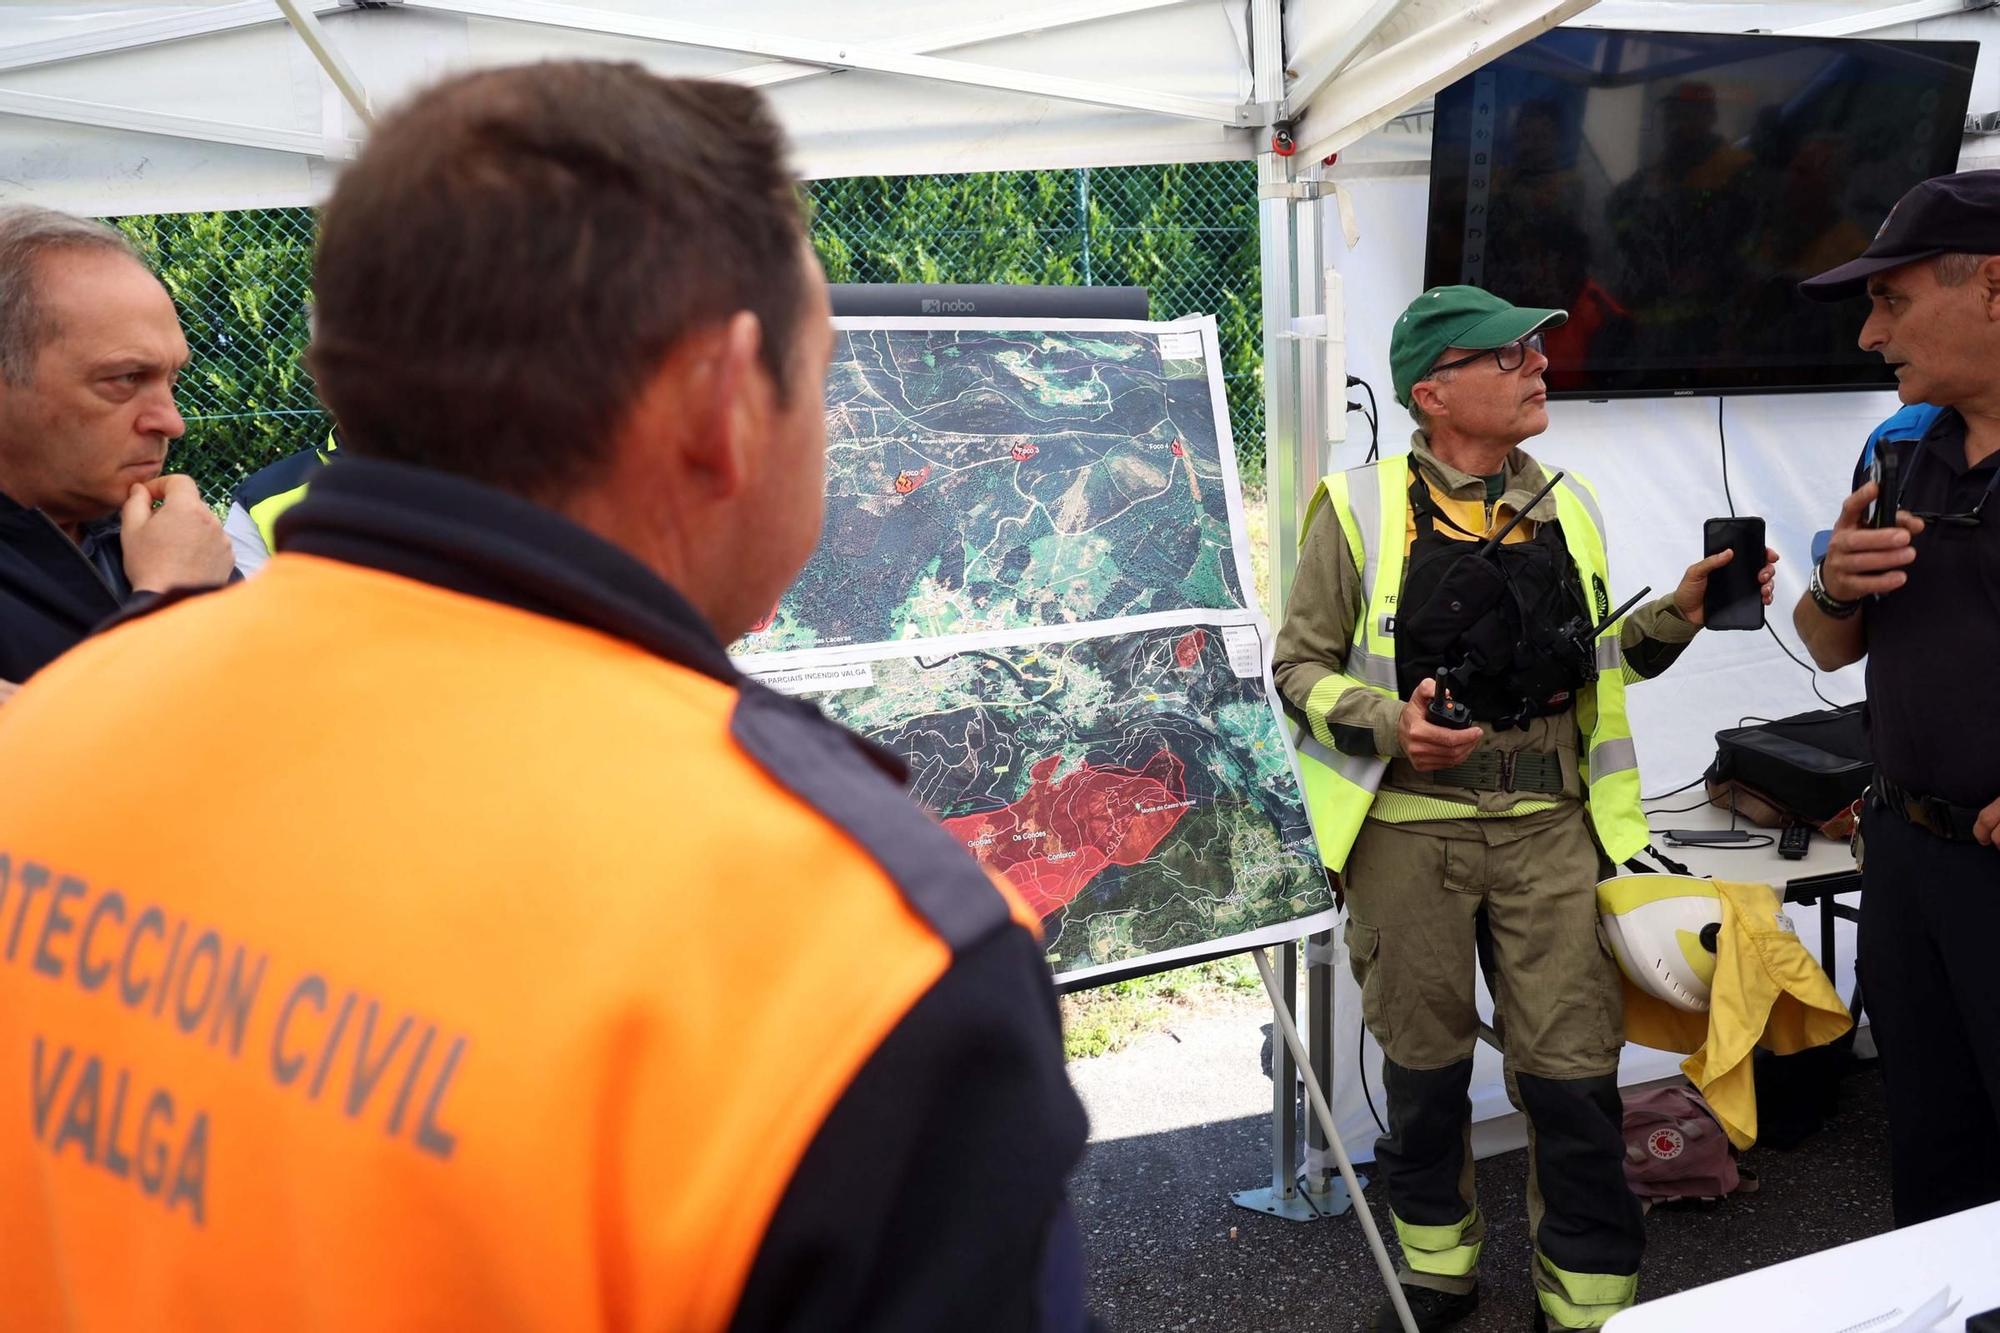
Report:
1622,1085,1754,1207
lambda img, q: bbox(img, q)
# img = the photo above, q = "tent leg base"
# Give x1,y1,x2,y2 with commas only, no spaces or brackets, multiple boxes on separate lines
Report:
1231,1171,1366,1222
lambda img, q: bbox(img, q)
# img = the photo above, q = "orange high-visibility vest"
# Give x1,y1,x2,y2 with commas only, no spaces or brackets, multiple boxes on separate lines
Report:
0,551,1042,1331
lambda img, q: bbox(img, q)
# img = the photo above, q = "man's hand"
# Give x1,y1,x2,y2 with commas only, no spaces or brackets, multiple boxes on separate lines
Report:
1674,546,1780,626
1399,677,1483,772
1974,795,2000,847
1819,481,1925,603
120,475,234,594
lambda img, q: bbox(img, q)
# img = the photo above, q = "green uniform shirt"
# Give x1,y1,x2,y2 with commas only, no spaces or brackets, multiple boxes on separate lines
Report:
1273,435,1698,823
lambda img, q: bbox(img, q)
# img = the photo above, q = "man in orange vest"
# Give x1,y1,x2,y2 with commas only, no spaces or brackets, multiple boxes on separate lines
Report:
0,62,1093,1332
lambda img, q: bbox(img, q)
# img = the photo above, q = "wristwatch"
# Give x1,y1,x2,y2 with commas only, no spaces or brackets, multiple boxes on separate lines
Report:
1808,557,1860,619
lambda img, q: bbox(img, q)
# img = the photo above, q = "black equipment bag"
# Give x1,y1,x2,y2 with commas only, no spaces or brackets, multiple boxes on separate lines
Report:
1706,705,1871,825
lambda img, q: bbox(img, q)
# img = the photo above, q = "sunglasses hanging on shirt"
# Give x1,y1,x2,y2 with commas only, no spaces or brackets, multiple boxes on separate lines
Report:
1887,443,2000,529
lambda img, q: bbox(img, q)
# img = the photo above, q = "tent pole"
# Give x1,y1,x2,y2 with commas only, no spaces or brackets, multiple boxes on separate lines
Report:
1229,0,1334,1230
1255,947,1418,1333
274,0,376,128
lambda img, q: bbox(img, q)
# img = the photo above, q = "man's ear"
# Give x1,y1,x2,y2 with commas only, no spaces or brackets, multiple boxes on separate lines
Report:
666,311,765,500
1979,255,2000,324
1410,379,1447,421
699,310,767,499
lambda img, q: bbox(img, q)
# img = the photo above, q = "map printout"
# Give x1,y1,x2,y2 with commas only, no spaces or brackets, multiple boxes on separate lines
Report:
738,324,1246,653
736,318,1333,985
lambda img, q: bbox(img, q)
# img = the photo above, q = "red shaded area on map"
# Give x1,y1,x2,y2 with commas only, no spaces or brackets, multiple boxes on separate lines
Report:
941,749,1191,919
1174,629,1208,670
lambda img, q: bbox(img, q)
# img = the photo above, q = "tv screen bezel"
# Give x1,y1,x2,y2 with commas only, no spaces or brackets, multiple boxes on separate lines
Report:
1421,29,1980,401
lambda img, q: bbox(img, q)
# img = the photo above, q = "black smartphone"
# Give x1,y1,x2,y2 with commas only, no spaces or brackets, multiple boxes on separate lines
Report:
1870,445,1903,528
1702,516,1766,632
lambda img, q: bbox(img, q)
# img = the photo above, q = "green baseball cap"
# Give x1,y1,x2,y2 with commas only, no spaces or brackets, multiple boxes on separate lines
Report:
1389,285,1567,408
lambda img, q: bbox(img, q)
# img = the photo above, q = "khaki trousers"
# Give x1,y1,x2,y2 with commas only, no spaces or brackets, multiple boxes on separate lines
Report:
1343,803,1643,1327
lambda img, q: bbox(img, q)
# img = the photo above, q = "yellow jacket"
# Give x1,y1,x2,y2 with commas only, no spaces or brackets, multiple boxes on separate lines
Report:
1621,878,1853,1149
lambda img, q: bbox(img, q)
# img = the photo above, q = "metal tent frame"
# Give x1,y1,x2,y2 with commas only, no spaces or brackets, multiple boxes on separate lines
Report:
2,3,1985,1325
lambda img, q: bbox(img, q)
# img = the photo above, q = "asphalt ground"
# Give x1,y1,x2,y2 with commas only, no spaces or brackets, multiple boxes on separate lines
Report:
1068,1000,1889,1332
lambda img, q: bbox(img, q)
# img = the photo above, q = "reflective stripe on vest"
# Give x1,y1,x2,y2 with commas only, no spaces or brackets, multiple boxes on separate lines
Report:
1287,456,1648,870
1288,465,1400,870
235,436,337,553
248,484,313,553
1550,472,1647,861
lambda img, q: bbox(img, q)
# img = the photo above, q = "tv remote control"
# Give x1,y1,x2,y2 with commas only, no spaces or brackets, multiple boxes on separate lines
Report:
1779,823,1811,860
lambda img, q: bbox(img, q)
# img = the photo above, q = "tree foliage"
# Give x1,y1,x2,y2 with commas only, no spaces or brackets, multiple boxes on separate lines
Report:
116,163,1263,506
808,163,1264,473
113,208,325,505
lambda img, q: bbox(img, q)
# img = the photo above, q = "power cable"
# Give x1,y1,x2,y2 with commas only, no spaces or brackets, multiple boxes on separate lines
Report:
1715,395,1843,711
1357,1023,1387,1136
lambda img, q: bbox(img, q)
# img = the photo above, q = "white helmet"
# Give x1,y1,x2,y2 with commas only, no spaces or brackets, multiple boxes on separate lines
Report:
1596,874,1722,1014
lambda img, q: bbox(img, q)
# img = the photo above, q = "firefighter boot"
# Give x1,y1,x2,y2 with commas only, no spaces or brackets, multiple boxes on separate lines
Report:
1373,1281,1480,1332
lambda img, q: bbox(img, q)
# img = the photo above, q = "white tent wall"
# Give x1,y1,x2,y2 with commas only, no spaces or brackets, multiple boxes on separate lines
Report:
1304,8,1994,1163
1311,164,1878,1158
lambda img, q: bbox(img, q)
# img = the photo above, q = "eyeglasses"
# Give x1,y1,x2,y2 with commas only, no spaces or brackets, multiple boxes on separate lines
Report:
1908,470,2000,529
1892,444,2000,529
1428,332,1545,377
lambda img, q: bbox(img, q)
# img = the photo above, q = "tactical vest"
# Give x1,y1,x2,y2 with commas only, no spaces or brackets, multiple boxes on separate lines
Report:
1395,472,1597,728
1288,454,1645,871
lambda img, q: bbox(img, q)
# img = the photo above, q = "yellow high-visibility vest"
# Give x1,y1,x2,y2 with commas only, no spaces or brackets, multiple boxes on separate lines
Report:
236,434,338,552
1290,453,1645,870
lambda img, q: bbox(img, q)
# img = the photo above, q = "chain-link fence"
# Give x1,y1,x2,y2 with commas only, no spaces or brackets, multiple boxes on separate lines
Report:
808,163,1264,476
117,160,1264,508
114,208,326,507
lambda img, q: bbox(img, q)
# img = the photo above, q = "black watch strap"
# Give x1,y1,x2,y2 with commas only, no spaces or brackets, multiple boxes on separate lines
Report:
1809,557,1860,619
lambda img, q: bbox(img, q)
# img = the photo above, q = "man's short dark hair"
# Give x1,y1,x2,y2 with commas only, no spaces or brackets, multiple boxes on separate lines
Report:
308,62,808,500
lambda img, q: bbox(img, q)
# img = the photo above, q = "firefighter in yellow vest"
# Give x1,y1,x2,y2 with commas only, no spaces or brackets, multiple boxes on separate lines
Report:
0,64,1094,1331
1274,286,1776,1331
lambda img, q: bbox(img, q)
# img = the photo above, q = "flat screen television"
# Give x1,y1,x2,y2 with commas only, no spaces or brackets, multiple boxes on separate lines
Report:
1424,30,1978,397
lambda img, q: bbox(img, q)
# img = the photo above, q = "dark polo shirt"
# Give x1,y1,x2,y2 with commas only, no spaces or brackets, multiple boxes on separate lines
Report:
1860,408,2000,808
0,487,131,683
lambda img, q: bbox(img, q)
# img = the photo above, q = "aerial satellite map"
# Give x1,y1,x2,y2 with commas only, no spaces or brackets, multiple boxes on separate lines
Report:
737,318,1332,985
815,626,1326,978
737,325,1246,653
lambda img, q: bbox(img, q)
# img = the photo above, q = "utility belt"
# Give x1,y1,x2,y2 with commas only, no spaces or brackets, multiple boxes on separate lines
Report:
1871,776,1983,843
1430,748,1565,795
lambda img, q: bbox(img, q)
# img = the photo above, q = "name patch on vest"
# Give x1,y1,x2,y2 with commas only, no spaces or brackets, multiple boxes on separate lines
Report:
2,852,472,1229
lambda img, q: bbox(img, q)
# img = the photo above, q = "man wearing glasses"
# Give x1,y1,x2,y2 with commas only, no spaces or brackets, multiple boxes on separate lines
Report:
1275,285,1774,1332
1794,170,2000,1230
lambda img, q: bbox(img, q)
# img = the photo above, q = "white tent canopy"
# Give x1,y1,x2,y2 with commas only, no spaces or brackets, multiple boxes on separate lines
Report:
0,0,1728,218
0,2,1985,218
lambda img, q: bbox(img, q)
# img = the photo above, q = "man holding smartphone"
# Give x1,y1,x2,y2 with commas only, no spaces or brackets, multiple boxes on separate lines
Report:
1793,169,2000,1229
1275,286,1777,1332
